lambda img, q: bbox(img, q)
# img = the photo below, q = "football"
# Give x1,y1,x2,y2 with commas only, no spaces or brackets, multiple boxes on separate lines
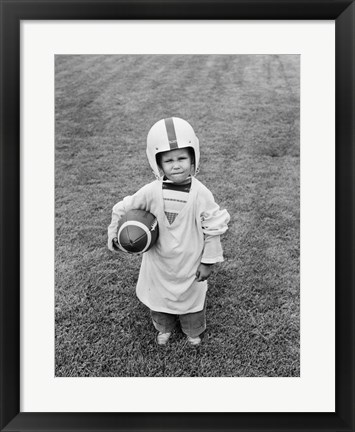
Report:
115,209,159,254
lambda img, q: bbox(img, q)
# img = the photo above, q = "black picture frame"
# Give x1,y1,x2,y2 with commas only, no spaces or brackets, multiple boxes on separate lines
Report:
1,1,354,431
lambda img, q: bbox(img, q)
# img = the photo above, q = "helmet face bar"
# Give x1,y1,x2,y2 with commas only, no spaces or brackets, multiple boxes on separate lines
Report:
146,117,200,179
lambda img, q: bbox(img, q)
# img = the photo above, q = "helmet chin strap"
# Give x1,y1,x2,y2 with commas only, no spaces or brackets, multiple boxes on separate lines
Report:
153,170,163,181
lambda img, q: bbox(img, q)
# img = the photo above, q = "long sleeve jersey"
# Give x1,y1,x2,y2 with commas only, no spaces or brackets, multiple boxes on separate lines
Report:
108,177,230,314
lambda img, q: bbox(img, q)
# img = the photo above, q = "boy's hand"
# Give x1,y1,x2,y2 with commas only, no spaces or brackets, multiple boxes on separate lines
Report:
195,263,213,282
108,236,120,252
112,237,120,251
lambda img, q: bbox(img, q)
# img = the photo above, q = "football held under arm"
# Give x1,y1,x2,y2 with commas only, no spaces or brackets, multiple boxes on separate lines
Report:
107,184,151,251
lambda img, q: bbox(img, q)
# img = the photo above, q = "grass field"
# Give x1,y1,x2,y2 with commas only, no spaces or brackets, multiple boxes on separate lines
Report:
55,55,300,377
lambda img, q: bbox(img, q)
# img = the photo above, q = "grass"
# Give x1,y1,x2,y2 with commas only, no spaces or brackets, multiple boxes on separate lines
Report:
55,55,300,377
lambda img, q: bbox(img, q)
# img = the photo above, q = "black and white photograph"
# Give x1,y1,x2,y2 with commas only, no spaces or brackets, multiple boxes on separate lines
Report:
2,0,355,429
55,54,300,377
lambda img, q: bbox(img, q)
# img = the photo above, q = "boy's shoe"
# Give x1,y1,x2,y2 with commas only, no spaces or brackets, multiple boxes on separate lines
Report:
157,332,171,345
187,335,201,346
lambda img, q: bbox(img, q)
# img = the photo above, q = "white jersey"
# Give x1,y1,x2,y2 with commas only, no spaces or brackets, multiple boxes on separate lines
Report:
108,177,230,314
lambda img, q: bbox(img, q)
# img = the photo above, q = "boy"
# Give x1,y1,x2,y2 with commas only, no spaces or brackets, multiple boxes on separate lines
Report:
108,117,230,346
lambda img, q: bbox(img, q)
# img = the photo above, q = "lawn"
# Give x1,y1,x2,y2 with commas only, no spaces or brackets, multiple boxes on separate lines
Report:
55,55,300,377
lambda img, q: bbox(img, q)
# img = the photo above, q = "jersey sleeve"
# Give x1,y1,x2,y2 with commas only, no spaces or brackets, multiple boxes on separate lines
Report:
201,235,224,264
198,186,230,263
200,189,230,236
107,183,152,251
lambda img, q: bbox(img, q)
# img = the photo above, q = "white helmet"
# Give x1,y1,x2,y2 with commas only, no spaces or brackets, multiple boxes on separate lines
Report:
146,117,200,179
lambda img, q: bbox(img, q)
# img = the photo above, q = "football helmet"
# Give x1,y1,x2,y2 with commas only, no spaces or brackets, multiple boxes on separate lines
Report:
146,117,200,179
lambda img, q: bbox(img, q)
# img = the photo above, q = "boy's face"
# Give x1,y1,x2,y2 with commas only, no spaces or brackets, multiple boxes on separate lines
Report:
159,148,193,184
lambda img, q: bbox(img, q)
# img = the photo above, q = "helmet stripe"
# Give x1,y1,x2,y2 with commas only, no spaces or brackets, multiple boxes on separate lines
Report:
164,118,178,150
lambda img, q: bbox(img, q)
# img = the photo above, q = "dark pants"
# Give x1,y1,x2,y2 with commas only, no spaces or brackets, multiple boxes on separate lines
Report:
150,301,206,338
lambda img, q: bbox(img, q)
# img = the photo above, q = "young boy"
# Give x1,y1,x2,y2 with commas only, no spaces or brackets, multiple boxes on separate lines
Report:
108,117,230,346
